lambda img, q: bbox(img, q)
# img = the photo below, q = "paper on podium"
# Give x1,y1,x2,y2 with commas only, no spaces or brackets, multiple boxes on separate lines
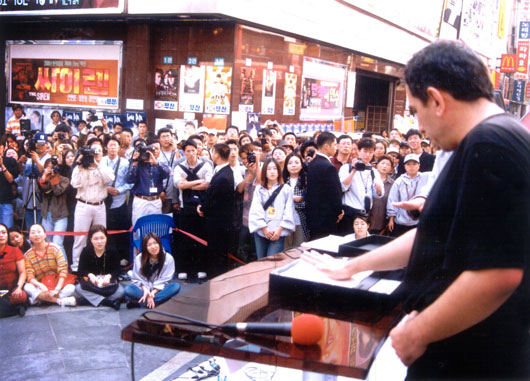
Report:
300,234,356,254
278,259,373,289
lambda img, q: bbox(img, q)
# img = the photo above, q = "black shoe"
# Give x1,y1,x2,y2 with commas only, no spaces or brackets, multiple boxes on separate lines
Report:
126,301,140,309
101,298,121,311
17,305,26,317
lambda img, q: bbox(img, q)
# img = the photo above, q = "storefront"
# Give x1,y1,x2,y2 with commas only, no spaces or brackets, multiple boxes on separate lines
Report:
1,1,436,135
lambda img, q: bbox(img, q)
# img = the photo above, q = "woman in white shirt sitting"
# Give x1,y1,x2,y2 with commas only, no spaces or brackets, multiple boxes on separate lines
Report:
249,158,295,259
124,233,180,309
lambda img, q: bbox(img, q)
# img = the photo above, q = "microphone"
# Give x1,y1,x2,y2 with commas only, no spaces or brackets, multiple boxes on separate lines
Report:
220,313,324,345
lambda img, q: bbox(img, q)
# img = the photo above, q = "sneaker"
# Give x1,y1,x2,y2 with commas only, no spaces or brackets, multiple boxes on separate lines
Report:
178,272,188,280
197,272,207,280
58,296,77,307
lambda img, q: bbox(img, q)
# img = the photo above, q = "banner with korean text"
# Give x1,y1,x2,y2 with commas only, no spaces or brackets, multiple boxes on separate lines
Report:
8,41,122,110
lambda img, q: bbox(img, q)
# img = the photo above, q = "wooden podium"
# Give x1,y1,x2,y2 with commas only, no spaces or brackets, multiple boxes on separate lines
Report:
121,248,403,379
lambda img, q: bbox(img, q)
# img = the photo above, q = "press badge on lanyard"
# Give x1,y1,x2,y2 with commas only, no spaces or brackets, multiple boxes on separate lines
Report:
267,207,275,216
149,179,157,194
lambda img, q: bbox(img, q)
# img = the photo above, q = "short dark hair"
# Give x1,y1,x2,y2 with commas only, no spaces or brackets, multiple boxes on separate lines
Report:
54,123,70,134
405,129,422,141
258,128,273,137
239,143,255,157
146,137,160,146
283,131,296,140
337,134,353,144
362,132,373,139
87,137,103,148
357,137,375,150
213,143,230,160
106,136,121,146
316,131,335,149
188,134,204,142
225,125,239,134
122,128,133,136
157,127,173,137
182,139,197,150
261,158,283,188
225,139,238,147
405,40,494,104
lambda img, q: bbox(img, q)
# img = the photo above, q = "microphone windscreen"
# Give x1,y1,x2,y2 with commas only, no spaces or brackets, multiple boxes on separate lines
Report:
291,314,324,345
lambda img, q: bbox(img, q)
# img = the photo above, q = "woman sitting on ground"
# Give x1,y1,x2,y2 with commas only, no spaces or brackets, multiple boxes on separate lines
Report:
75,225,124,310
23,224,76,307
0,223,27,317
8,226,31,254
125,232,180,309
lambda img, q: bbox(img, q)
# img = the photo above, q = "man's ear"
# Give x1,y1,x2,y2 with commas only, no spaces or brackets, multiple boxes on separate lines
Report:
426,87,446,116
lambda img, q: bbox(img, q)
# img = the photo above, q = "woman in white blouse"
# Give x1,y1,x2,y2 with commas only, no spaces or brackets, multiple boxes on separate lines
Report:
249,158,295,259
124,233,180,309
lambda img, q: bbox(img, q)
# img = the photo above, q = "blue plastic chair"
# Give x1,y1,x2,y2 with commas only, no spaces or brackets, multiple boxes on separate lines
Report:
129,214,176,263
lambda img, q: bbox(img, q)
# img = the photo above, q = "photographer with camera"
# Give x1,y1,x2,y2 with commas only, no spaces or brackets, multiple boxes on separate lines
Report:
157,128,181,215
18,132,50,228
70,138,115,272
338,137,384,235
38,156,70,260
0,144,19,228
126,138,169,226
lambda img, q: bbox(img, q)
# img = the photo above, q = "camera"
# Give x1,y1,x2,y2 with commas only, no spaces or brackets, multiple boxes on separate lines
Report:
354,159,372,171
58,133,66,140
20,119,31,133
136,143,156,163
306,148,316,158
50,155,61,174
79,147,96,168
247,151,256,164
87,111,98,123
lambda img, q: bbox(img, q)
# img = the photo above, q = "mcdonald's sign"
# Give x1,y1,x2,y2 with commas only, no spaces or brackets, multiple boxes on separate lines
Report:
500,54,516,73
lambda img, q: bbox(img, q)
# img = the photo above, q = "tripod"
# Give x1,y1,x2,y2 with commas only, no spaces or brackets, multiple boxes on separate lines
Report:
20,161,40,230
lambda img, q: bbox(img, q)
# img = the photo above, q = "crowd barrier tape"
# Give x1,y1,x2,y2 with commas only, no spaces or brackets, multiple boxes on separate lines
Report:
24,226,247,265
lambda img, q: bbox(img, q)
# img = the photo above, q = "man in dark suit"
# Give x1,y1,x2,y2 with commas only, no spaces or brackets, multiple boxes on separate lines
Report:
197,144,234,278
396,129,435,176
306,132,344,240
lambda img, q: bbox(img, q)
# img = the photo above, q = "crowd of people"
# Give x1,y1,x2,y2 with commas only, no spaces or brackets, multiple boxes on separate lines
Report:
0,106,439,316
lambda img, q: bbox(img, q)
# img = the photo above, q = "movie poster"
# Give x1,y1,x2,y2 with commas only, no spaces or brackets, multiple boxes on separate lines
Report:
179,65,205,113
247,112,260,136
240,67,255,112
154,66,178,111
204,66,232,115
10,58,119,109
261,69,276,115
283,73,297,116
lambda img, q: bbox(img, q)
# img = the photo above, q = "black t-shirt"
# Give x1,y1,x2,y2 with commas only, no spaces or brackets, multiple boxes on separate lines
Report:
0,156,19,203
402,114,530,376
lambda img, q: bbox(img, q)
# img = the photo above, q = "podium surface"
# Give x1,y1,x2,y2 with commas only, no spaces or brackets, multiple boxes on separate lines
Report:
121,248,402,379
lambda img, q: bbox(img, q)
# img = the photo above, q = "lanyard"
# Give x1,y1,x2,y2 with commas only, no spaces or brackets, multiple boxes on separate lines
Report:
404,179,419,200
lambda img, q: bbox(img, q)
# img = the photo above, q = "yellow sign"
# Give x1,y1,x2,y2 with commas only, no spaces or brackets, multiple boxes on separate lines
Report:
498,0,506,39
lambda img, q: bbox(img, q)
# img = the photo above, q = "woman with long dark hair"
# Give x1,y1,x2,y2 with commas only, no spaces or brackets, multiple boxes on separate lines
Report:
75,225,124,310
124,233,180,309
282,153,309,247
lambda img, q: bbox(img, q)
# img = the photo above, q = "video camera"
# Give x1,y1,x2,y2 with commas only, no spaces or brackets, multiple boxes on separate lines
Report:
353,159,372,172
78,147,97,168
135,142,156,163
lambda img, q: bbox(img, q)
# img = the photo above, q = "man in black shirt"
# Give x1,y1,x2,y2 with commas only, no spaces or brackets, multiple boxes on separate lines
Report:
0,151,19,228
396,129,435,176
303,40,530,379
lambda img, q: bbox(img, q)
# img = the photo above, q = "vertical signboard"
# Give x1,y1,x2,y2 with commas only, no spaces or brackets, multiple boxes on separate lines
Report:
262,69,276,115
204,66,232,115
283,73,297,116
516,41,530,74
178,65,205,113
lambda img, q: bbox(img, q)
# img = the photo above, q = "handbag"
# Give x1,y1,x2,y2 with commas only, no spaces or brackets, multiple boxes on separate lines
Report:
41,273,77,290
79,276,119,297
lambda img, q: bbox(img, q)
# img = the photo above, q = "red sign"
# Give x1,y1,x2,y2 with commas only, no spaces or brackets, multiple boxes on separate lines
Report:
500,54,516,73
516,41,530,74
10,58,119,109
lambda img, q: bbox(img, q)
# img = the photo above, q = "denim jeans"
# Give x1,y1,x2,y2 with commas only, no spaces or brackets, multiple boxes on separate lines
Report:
41,212,68,262
124,283,181,305
24,209,41,230
253,233,285,260
0,203,13,228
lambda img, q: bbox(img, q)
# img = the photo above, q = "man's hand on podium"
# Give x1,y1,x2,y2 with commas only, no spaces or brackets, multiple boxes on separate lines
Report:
301,250,356,281
390,311,427,366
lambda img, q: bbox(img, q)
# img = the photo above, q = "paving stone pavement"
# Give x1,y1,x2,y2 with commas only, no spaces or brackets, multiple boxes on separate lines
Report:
0,280,210,381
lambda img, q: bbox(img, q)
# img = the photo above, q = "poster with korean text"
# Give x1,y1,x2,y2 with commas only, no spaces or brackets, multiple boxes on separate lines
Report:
283,73,297,116
204,66,232,115
179,65,205,113
8,41,121,110
154,66,178,111
261,69,276,115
